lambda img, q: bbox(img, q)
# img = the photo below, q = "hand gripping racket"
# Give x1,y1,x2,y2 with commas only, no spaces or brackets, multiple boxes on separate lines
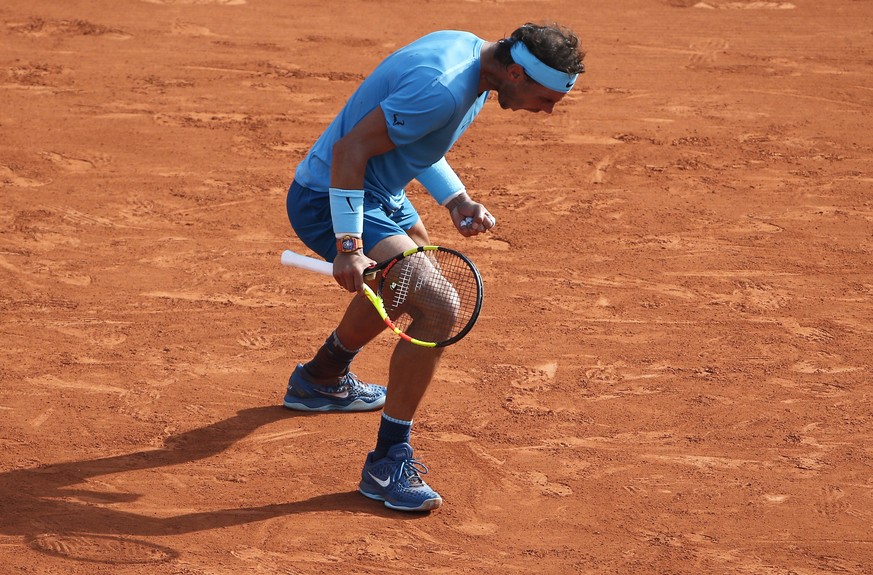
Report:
281,246,483,348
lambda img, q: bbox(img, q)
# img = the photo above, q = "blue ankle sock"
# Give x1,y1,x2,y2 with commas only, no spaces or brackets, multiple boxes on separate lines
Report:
374,413,412,459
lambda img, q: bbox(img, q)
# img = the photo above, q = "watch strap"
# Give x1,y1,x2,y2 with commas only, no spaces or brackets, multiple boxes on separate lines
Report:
336,235,364,254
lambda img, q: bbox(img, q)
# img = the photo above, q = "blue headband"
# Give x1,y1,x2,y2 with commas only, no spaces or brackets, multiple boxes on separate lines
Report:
510,41,579,93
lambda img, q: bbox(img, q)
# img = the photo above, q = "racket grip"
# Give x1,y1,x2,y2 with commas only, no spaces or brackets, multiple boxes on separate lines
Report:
280,250,333,276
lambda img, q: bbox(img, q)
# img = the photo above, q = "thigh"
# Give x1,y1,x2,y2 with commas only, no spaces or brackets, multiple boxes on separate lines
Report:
363,194,425,261
287,181,428,263
404,218,431,248
286,181,336,260
373,218,431,266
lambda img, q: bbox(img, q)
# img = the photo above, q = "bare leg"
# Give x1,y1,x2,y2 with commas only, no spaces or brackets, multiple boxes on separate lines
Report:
384,340,443,420
340,220,439,421
334,294,389,350
354,221,444,510
334,296,442,420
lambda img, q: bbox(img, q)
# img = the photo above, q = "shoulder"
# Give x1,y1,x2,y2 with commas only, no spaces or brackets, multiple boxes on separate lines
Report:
394,31,482,92
394,30,482,71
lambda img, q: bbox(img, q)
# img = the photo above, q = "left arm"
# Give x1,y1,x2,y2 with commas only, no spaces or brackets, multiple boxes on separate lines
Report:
417,158,495,236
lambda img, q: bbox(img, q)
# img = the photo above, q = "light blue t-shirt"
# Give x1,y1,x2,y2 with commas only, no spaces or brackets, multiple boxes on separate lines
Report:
294,30,489,211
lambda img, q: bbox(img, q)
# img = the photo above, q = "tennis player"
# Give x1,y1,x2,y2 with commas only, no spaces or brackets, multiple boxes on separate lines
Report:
283,22,585,511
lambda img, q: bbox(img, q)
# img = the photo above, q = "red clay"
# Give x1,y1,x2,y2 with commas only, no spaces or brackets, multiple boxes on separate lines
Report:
2,1,872,573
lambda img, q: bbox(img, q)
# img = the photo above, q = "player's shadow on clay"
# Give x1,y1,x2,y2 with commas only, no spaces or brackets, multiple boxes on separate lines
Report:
0,406,416,563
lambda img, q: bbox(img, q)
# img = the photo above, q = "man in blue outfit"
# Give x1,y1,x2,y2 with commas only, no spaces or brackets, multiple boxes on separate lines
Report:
284,22,585,511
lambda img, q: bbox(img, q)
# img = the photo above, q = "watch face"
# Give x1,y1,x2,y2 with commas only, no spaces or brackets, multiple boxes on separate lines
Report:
342,238,355,251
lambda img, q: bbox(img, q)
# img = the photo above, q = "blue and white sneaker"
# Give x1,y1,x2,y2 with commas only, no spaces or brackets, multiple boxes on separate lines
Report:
283,364,386,412
358,443,443,511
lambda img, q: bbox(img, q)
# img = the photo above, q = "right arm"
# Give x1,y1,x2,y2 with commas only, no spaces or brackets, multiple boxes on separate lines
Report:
330,106,396,293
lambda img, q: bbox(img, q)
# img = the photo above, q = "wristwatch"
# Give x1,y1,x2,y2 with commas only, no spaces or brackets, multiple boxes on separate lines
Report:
336,235,363,254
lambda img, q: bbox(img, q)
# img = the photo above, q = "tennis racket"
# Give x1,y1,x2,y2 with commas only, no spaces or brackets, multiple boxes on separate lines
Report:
281,246,483,348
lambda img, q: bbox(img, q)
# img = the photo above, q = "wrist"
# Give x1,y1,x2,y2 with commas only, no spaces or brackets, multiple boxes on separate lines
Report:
336,235,364,254
329,187,364,237
440,189,465,207
444,192,471,214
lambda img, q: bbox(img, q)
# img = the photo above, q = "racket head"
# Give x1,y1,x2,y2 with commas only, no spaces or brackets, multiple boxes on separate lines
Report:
371,246,483,347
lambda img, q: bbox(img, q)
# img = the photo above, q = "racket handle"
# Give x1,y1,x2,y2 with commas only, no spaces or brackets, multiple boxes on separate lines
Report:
280,250,333,276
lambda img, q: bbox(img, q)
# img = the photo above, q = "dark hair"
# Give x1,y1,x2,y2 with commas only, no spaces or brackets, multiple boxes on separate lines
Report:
495,22,586,75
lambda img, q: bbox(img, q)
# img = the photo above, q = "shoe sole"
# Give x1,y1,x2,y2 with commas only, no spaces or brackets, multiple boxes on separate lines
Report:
385,497,442,512
358,485,443,512
283,398,385,412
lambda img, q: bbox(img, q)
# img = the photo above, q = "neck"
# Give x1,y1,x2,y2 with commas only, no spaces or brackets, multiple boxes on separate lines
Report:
478,42,501,94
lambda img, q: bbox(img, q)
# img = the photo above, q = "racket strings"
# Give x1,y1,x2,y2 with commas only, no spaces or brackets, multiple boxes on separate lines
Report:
383,251,480,344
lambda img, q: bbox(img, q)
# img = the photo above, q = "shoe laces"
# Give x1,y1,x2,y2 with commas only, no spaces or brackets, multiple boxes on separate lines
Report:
392,457,430,487
339,371,367,391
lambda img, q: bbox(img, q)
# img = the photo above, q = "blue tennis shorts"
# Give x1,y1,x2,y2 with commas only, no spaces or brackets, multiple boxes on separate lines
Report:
286,180,420,262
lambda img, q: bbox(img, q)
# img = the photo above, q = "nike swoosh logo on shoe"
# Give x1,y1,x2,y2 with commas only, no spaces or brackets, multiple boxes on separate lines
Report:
368,472,391,488
315,388,349,399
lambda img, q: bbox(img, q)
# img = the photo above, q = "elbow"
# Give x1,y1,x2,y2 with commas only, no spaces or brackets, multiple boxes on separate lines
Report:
332,136,371,171
331,138,352,167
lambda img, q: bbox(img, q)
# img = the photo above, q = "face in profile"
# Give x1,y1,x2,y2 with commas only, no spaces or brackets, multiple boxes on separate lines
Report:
495,70,566,114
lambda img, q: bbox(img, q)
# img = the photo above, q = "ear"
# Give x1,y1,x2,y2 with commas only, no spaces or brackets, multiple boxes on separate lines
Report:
507,63,525,84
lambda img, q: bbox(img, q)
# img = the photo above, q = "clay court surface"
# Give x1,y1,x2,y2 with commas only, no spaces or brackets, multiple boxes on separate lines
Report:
2,0,873,573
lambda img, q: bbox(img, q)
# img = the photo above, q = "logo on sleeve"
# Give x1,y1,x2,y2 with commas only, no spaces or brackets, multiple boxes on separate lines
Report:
392,114,405,126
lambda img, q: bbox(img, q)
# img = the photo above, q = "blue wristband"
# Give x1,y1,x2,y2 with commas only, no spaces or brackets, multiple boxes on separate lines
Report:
328,187,364,236
416,157,465,205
